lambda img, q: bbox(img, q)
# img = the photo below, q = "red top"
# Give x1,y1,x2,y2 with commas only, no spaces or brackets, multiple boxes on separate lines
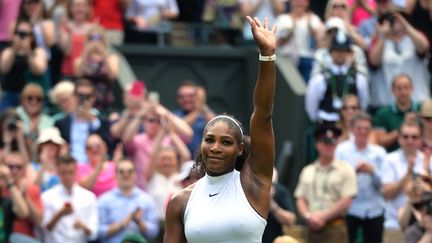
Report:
92,0,124,30
4,184,42,237
61,32,86,76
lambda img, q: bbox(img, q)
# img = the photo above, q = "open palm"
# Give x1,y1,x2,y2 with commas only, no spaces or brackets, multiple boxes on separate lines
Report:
246,16,277,56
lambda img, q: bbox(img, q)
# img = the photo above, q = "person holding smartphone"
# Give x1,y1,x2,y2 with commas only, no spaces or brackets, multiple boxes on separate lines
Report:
0,18,47,112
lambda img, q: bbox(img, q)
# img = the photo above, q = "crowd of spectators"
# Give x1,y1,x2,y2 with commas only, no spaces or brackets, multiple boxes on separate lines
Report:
3,0,432,243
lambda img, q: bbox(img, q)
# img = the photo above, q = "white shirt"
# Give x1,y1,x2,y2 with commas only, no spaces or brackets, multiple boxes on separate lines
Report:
147,172,181,220
305,63,369,121
184,171,266,243
42,184,98,243
381,150,432,230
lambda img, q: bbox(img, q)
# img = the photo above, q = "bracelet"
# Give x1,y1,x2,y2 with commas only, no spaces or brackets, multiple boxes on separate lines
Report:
259,54,276,62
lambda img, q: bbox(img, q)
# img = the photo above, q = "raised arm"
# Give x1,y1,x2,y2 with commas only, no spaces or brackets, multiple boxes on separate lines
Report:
246,16,276,180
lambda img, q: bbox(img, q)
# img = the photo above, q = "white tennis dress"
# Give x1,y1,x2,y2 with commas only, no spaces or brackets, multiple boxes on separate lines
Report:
184,170,267,243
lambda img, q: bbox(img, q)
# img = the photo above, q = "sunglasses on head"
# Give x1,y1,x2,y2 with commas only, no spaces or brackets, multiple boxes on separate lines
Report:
25,95,43,103
117,168,134,176
15,30,31,39
6,164,23,170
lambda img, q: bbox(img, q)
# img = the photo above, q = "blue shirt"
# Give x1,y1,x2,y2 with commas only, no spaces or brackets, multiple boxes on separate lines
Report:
70,114,101,163
335,140,387,219
97,187,159,243
174,110,206,155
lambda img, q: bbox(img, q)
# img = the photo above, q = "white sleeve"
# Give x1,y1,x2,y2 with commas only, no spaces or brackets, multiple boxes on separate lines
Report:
305,74,326,121
87,196,99,240
356,73,369,110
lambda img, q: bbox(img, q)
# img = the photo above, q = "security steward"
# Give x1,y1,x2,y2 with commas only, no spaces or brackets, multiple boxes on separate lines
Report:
295,123,358,243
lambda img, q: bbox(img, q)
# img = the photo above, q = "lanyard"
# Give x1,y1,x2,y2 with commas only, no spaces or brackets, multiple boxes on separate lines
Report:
312,164,333,199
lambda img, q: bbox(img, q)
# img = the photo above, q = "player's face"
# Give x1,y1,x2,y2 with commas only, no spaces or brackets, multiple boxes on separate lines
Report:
201,121,242,176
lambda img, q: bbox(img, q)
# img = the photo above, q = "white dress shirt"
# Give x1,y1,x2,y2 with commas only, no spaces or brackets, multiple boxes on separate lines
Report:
42,183,98,243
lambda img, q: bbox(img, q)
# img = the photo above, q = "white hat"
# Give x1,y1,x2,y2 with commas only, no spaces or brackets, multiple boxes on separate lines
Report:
176,160,195,182
325,17,346,32
36,127,65,145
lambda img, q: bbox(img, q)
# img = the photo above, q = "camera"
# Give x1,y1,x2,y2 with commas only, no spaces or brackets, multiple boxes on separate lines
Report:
5,117,17,131
378,12,395,26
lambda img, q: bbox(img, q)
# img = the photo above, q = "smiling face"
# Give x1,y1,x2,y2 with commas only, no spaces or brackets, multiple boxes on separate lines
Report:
201,120,243,176
155,147,179,177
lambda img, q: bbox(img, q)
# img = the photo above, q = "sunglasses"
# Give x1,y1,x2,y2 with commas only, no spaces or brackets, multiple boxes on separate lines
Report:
25,95,43,103
15,30,32,39
178,93,195,99
422,116,432,121
88,34,103,42
144,118,160,124
117,168,134,176
332,3,347,9
401,134,420,140
86,144,102,150
413,201,429,210
6,164,23,170
342,105,359,111
24,0,40,4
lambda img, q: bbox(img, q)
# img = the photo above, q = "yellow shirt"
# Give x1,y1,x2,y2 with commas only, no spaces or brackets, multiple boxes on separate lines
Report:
294,159,357,212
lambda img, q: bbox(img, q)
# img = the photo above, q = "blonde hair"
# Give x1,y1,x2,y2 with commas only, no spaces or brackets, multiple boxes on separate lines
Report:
50,81,75,104
324,0,350,21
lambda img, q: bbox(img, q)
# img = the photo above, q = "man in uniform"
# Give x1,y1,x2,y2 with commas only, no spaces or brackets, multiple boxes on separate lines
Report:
295,123,357,243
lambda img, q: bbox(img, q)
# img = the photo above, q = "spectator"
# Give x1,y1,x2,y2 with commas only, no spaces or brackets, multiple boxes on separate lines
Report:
74,25,120,115
17,0,57,87
305,30,369,123
0,19,47,112
91,0,130,45
33,127,65,192
97,159,159,243
202,0,244,45
59,0,94,79
0,160,29,242
274,0,323,82
41,154,98,243
419,100,432,156
0,0,22,53
348,0,376,27
368,10,430,108
312,17,368,76
122,103,192,190
358,0,393,48
55,79,113,163
3,152,43,241
49,80,76,121
147,120,191,221
174,81,215,156
323,0,367,49
262,168,296,243
373,74,420,152
176,0,206,23
125,0,179,44
335,112,387,243
16,83,54,152
77,133,117,197
239,0,285,45
400,191,432,243
295,123,357,243
0,109,31,165
381,122,432,243
110,80,148,141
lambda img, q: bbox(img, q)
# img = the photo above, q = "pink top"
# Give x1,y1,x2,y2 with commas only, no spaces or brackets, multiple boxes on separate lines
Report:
76,161,117,197
61,32,86,76
348,0,376,27
124,133,171,190
0,0,21,41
